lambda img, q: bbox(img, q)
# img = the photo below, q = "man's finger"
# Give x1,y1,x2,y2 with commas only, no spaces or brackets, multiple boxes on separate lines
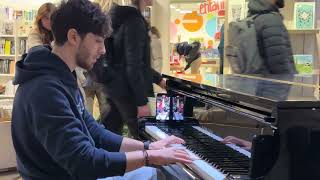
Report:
169,136,185,143
175,157,193,164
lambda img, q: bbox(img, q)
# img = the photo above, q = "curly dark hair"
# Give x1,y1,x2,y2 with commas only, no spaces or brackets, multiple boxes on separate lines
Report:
51,0,112,46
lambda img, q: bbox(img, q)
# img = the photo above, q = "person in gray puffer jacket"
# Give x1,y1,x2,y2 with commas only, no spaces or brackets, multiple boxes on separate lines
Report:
248,0,297,74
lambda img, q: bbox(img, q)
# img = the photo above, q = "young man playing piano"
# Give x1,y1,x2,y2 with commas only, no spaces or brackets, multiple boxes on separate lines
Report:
11,0,192,179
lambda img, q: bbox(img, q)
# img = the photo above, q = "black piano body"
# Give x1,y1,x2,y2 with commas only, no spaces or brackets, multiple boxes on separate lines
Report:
139,74,320,180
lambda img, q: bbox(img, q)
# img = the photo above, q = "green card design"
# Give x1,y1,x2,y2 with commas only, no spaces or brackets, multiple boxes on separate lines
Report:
293,55,313,74
294,2,315,29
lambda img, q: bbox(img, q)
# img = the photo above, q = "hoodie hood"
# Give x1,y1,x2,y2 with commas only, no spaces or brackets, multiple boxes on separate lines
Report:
13,46,78,88
248,0,279,15
109,5,143,31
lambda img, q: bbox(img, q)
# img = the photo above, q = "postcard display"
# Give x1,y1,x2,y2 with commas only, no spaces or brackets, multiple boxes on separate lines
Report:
288,1,319,74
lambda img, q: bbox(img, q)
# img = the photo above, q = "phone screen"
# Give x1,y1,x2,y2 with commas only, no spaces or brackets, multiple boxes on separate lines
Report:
156,94,170,120
172,95,185,121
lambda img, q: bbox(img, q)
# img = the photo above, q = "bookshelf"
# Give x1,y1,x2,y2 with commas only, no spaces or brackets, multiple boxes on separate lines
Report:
0,74,14,78
0,35,14,38
0,95,14,99
0,54,15,57
288,29,320,34
0,6,34,109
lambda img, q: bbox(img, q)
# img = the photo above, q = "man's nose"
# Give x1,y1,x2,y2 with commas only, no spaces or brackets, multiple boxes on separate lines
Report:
100,44,106,55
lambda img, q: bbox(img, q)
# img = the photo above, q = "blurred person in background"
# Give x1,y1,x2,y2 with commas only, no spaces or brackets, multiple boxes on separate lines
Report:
79,0,120,123
149,26,164,98
246,0,296,74
150,26,163,74
26,2,56,51
101,0,166,138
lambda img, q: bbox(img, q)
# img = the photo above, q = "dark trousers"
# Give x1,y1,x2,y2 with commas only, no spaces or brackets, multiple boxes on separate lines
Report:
102,96,139,138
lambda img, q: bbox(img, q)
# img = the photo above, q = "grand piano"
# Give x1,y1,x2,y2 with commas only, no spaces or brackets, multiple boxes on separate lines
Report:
139,73,320,180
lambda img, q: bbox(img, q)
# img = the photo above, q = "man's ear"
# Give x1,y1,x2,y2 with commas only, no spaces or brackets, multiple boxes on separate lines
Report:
145,0,153,6
67,28,80,46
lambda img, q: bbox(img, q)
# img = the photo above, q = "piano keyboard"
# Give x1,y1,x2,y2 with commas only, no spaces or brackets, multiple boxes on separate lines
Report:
145,125,251,180
192,126,251,158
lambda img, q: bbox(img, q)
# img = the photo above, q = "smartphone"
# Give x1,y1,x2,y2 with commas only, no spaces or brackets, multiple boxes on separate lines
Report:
156,94,170,121
172,95,185,121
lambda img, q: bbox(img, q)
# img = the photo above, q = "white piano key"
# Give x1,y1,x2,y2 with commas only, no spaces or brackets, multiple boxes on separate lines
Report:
192,126,251,158
145,126,168,140
169,144,200,161
145,126,226,180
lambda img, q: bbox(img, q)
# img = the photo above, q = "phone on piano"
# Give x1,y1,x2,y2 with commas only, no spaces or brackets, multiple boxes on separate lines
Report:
155,93,185,121
172,95,185,121
156,94,170,121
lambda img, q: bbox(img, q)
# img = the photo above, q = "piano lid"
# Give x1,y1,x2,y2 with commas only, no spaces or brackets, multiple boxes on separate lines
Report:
163,73,320,110
235,74,319,87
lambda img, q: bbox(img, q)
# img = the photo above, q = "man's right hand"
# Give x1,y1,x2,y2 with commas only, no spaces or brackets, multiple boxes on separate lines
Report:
147,147,193,165
137,105,151,118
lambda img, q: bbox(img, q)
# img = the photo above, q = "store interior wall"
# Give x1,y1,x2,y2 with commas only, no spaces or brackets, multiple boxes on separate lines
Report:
317,0,320,70
151,0,170,75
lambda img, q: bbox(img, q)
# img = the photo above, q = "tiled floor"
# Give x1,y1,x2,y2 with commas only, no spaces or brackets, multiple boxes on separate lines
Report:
0,170,20,180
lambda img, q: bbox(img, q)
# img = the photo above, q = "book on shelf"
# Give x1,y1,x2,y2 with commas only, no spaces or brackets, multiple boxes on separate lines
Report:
0,39,14,55
4,80,15,96
0,7,36,36
4,40,10,55
0,107,12,122
293,54,313,74
0,59,12,74
0,7,36,21
19,39,26,55
294,2,316,29
0,39,4,54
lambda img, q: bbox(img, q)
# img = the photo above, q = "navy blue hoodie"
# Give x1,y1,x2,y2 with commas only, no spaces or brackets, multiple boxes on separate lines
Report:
11,46,126,180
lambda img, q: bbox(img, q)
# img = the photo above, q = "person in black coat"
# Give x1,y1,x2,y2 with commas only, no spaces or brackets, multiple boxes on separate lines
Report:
248,0,297,74
102,0,165,137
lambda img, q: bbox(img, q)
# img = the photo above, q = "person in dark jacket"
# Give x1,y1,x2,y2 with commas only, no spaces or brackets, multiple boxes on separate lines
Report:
248,0,297,74
218,24,224,74
11,0,192,179
102,0,165,137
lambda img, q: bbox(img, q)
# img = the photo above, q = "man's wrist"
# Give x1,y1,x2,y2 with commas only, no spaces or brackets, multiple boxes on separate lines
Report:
144,141,150,150
149,142,157,150
143,150,150,166
146,150,156,165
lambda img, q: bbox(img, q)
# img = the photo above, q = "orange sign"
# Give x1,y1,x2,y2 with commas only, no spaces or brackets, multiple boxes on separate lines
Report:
182,11,203,32
199,0,225,15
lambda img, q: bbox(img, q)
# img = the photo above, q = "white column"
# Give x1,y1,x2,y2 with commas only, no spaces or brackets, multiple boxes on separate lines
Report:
151,0,170,74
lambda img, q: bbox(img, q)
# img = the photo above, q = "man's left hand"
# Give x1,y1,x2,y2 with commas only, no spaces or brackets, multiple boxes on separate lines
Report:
149,135,185,150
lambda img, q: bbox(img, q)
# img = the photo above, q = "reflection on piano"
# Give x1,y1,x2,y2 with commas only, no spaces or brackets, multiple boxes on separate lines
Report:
139,74,320,180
